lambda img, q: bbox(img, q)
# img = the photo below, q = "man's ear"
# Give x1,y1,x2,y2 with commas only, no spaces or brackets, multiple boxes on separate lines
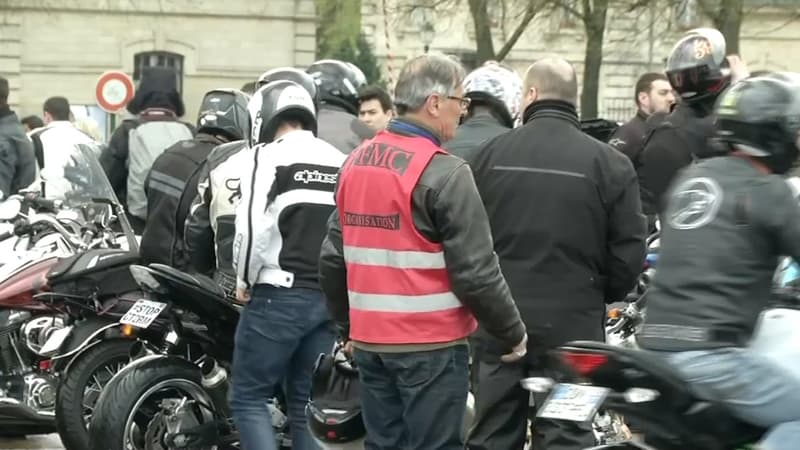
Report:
637,91,649,107
425,94,440,117
526,87,538,104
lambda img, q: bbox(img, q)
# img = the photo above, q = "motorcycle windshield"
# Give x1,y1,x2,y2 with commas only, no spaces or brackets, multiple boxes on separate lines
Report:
38,143,136,247
38,143,110,204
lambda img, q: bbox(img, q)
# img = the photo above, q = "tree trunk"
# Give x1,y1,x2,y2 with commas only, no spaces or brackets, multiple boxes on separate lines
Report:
712,0,743,55
468,0,496,63
580,0,608,119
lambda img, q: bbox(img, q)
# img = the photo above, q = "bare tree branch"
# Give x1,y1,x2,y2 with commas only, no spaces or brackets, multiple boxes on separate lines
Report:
551,0,586,21
496,0,543,60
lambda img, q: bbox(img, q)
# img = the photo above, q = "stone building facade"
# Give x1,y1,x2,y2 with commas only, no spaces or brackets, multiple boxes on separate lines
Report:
1,0,315,139
3,0,799,133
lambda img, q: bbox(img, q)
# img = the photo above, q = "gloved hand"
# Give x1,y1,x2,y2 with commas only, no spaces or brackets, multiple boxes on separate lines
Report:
501,333,528,363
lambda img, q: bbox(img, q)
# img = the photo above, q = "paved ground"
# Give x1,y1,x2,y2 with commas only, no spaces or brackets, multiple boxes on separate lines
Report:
0,435,63,450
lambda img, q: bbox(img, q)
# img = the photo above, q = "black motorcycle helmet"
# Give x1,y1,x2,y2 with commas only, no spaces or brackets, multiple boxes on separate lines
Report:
666,28,731,104
715,72,800,174
306,59,367,115
196,88,249,141
257,67,321,111
306,347,365,448
246,80,317,146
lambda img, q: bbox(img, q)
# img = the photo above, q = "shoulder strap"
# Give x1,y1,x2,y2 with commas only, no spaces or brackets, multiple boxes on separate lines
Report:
29,132,44,169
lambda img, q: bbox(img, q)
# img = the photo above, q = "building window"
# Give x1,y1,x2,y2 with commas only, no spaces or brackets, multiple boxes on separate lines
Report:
133,51,184,94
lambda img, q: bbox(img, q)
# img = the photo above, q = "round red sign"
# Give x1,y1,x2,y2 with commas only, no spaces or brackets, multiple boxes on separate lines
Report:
95,71,135,113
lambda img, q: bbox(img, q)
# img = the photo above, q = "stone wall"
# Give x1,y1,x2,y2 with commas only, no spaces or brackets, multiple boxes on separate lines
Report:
2,0,316,126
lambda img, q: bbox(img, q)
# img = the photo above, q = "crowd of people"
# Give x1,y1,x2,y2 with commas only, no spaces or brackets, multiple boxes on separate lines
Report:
0,25,798,450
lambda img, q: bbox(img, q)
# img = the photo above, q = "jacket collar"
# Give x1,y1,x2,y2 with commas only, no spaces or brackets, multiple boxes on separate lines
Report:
464,109,507,127
522,100,579,128
45,120,74,128
386,117,442,147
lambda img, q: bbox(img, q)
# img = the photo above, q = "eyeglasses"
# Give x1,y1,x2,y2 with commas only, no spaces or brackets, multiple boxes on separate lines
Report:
447,95,472,110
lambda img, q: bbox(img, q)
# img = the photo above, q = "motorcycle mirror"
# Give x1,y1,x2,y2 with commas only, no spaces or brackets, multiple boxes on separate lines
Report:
0,198,22,221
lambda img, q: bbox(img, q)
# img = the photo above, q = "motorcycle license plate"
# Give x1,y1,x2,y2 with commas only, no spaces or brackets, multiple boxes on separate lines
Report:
536,383,609,422
120,300,168,329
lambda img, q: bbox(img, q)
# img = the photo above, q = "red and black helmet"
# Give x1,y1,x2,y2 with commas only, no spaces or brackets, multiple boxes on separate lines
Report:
666,28,731,104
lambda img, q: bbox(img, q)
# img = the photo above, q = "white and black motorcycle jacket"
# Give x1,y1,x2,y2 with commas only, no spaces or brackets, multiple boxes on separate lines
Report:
233,129,346,291
185,139,249,278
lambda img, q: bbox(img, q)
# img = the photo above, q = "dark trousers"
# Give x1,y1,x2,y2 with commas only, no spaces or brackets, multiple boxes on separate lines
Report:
353,345,469,450
230,285,336,450
467,354,595,450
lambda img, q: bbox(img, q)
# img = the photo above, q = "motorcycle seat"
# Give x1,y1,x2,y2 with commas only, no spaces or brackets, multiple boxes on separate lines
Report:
148,264,226,299
562,341,765,448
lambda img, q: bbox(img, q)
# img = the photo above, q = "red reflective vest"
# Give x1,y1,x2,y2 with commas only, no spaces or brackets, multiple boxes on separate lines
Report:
336,130,477,344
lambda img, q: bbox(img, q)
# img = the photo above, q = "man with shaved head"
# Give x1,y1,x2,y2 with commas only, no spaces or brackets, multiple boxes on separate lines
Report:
467,57,647,450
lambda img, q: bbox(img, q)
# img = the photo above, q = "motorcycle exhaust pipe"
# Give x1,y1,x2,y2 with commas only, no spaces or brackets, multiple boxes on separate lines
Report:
200,358,231,418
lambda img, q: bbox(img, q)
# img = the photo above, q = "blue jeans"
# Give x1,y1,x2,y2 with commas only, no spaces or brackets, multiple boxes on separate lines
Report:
353,345,469,450
230,285,336,450
665,348,800,450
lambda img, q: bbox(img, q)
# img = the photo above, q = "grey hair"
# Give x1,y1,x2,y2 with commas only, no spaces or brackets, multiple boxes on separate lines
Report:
394,53,466,114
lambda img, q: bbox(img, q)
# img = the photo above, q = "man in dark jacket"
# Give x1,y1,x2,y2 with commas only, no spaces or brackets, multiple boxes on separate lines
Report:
99,66,195,232
608,72,675,164
319,53,527,450
638,73,800,449
0,77,35,200
444,61,523,161
638,29,749,216
140,88,248,269
307,59,375,153
467,57,647,450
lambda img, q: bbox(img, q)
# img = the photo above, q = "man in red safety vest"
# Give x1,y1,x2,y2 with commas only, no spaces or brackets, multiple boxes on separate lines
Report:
319,53,528,450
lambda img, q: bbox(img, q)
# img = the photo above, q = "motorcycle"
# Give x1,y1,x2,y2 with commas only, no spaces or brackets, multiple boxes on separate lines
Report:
520,260,800,450
0,143,142,447
88,263,291,450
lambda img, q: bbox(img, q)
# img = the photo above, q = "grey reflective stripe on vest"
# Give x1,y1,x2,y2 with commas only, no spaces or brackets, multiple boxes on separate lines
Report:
343,245,446,269
348,291,462,313
149,170,186,199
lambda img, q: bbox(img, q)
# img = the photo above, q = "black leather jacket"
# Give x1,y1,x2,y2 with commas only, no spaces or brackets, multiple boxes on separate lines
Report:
639,156,800,351
469,100,646,350
638,103,717,215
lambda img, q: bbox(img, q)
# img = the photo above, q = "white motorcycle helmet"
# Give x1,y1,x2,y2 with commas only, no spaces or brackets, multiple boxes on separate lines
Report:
462,61,524,128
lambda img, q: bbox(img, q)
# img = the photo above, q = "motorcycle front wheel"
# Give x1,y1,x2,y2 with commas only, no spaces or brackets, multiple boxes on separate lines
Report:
88,356,218,450
55,339,132,450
